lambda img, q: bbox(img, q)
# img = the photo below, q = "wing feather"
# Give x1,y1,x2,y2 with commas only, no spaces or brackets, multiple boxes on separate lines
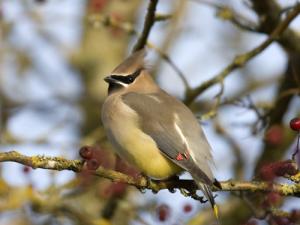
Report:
122,92,218,220
122,92,214,181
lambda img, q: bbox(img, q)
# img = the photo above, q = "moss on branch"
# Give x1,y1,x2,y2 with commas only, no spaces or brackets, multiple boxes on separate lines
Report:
0,151,300,197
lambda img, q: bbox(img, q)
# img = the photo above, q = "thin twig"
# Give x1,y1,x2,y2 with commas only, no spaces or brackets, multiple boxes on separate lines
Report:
155,13,172,22
132,0,159,52
190,0,257,32
184,3,300,105
89,13,190,90
147,43,191,89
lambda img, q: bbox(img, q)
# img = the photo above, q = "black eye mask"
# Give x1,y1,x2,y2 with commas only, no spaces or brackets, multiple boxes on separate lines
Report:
111,69,142,84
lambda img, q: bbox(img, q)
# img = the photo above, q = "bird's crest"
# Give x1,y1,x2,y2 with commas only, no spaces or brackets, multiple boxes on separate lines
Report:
112,49,148,75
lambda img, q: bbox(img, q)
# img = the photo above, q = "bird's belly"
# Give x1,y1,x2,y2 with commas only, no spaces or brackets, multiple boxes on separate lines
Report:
102,97,182,179
106,123,182,179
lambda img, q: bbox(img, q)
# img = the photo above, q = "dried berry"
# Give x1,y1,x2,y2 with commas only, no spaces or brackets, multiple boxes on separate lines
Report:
22,166,31,174
275,161,297,176
92,148,114,169
290,118,300,131
156,204,170,222
260,161,297,180
79,146,94,160
183,204,192,213
86,159,100,170
259,165,276,181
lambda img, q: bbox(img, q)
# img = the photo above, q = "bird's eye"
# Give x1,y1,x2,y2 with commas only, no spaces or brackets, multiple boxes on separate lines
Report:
128,76,134,82
110,69,142,84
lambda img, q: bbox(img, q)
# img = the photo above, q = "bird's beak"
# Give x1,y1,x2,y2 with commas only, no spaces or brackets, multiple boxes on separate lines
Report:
104,75,117,84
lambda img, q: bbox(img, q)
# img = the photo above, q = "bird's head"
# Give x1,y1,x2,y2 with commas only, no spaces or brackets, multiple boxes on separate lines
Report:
104,49,157,95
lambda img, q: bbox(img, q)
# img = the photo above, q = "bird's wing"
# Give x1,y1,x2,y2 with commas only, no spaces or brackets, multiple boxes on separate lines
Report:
122,92,219,219
121,92,213,184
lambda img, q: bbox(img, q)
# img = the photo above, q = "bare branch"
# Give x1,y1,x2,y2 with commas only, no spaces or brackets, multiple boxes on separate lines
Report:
132,0,159,52
184,3,300,105
1,151,300,196
89,13,191,90
191,0,257,32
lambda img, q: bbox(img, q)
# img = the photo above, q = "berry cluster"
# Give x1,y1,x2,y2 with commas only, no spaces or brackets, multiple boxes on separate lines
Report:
259,160,297,181
79,146,101,170
155,203,193,222
79,146,136,197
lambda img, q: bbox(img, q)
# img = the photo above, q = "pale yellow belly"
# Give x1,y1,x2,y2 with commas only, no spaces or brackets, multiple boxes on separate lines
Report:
111,125,183,179
102,96,183,179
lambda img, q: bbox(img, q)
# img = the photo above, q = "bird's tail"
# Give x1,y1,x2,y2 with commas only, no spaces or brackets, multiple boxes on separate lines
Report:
187,164,221,222
196,181,219,221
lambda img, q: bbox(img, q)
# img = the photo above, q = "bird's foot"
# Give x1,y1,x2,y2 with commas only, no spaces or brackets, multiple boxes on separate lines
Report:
136,173,152,194
180,188,208,203
163,175,180,193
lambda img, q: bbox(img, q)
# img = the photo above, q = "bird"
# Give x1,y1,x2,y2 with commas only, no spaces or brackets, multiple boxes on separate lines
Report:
101,49,221,220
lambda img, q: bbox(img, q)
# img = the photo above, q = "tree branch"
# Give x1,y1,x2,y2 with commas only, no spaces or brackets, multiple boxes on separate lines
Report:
90,12,190,90
1,151,300,196
184,2,300,105
132,0,159,52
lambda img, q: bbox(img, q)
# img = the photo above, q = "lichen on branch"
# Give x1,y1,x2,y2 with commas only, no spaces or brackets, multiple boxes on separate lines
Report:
0,151,300,197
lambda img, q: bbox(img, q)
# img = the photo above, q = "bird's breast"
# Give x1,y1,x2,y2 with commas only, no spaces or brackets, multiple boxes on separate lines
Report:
101,96,182,179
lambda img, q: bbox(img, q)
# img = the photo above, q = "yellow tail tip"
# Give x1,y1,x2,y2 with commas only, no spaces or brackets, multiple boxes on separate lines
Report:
213,204,219,220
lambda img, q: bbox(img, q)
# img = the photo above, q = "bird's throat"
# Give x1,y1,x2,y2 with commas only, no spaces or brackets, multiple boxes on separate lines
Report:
108,82,123,95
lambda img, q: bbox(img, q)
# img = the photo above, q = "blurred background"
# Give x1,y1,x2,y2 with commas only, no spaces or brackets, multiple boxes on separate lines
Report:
0,0,300,224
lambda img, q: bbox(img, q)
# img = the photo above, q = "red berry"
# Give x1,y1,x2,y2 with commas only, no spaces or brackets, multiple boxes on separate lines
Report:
22,166,31,174
259,165,276,181
156,204,170,222
79,146,94,160
290,118,300,131
276,161,297,176
183,204,192,213
259,160,297,180
86,159,100,170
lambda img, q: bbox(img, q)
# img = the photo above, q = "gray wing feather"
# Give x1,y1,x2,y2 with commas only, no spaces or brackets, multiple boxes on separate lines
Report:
122,91,214,180
122,92,186,159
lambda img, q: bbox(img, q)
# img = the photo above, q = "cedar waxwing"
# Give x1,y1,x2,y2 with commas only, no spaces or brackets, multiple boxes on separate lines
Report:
101,49,221,219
